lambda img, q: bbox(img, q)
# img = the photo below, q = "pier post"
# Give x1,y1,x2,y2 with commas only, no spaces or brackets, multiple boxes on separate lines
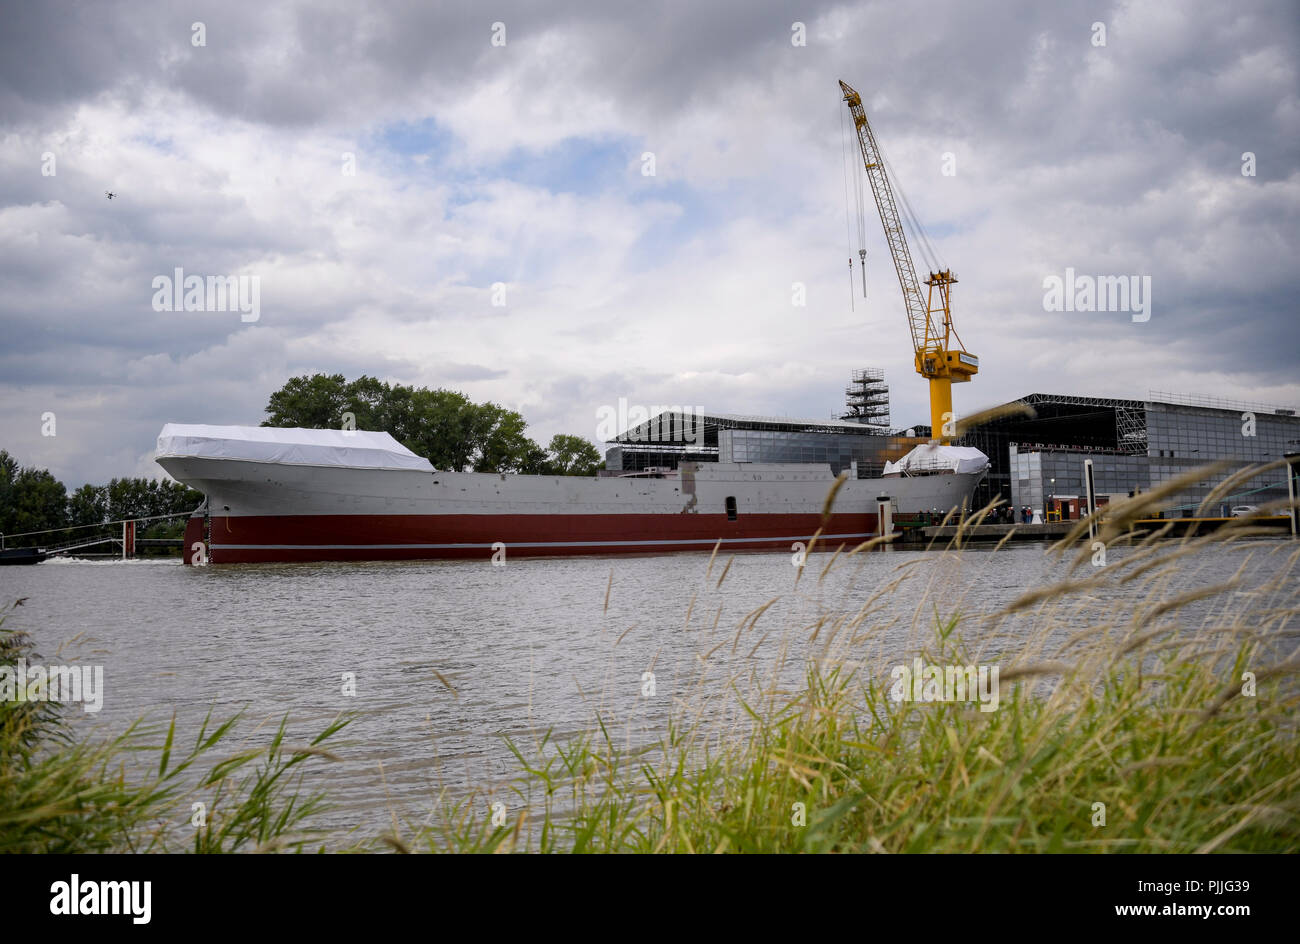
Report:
876,494,893,545
1287,452,1299,539
1083,459,1097,541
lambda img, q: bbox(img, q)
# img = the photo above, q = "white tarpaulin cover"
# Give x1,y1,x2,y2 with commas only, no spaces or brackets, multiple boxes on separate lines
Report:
155,424,435,472
883,444,989,476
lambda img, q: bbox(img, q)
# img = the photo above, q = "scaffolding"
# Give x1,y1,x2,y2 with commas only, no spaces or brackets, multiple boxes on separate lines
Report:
1115,403,1148,455
842,368,890,428
955,392,1150,509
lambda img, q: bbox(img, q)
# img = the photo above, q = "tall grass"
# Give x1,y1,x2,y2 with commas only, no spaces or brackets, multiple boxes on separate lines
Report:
415,494,1300,853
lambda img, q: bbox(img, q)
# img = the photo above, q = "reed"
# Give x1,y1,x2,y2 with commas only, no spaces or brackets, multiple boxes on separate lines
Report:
414,490,1299,854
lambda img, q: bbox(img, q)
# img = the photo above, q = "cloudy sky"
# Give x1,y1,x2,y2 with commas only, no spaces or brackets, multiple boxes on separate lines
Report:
1,0,1297,487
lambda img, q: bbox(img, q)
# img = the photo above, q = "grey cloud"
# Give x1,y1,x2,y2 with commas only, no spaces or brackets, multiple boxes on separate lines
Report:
0,0,1296,487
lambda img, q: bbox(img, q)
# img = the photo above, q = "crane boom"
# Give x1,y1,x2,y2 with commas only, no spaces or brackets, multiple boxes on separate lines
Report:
839,79,978,443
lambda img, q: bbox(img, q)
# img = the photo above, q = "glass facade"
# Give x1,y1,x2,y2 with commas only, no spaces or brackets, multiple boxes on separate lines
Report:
1010,448,1150,516
720,429,910,477
604,444,716,473
1010,402,1300,517
1145,403,1296,512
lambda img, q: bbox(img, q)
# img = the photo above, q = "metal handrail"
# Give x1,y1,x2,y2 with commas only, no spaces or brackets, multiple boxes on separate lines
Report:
0,510,192,541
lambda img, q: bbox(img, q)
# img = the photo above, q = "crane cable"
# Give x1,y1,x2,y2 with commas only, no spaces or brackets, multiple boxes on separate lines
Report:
853,146,868,298
840,101,872,300
852,142,867,252
839,103,857,311
844,98,947,349
843,98,948,307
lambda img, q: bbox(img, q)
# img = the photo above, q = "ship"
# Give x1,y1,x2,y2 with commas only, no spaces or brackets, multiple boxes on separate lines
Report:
155,424,988,564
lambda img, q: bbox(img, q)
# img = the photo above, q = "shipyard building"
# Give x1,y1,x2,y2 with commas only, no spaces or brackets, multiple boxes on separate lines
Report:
605,372,1299,520
605,370,931,478
961,392,1300,518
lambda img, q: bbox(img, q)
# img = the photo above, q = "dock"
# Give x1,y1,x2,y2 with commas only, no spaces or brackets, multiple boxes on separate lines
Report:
915,522,1073,542
911,515,1293,544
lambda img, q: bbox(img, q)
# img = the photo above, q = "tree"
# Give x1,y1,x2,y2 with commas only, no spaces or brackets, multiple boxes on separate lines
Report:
471,403,535,473
67,484,108,527
155,480,204,517
545,434,603,476
400,387,481,471
93,478,200,524
0,463,68,537
518,443,551,476
262,373,350,429
263,374,412,433
104,478,155,522
0,451,17,529
343,375,391,431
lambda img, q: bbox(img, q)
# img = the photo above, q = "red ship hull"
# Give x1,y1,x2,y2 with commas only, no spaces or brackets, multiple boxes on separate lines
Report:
205,511,879,563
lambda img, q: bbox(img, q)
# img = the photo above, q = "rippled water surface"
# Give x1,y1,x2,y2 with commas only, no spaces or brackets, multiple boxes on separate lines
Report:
3,538,1294,843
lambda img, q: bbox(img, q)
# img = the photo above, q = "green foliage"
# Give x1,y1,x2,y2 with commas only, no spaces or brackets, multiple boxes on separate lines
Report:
0,606,64,763
470,402,534,473
262,373,353,430
544,434,603,476
518,443,552,476
402,387,495,472
102,477,202,523
0,451,67,536
66,483,108,528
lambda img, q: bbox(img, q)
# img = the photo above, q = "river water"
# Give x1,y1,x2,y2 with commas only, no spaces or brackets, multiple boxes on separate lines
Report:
2,537,1295,846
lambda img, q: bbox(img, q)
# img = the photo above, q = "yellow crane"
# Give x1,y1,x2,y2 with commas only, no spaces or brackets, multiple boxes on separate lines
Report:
839,79,978,443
